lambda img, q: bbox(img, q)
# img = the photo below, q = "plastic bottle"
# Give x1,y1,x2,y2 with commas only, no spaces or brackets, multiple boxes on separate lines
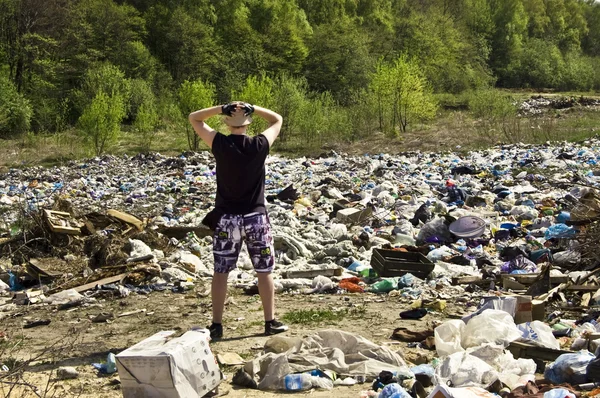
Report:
105,353,117,374
281,374,312,391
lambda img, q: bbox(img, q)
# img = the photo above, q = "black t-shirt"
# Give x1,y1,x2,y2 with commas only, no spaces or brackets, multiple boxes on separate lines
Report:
211,132,269,214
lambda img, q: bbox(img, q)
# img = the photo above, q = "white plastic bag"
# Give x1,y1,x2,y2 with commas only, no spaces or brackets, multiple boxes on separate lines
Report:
517,321,560,350
435,320,465,357
435,352,499,388
462,310,522,349
426,385,496,398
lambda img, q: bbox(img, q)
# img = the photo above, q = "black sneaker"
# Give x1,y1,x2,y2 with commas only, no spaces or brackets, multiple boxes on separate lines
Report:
265,319,288,336
208,323,223,340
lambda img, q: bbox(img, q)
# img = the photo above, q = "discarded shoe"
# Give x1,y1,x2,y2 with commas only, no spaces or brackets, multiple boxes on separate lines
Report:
399,308,428,319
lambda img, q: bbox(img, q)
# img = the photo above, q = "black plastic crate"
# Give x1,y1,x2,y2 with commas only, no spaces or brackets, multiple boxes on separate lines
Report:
371,249,434,278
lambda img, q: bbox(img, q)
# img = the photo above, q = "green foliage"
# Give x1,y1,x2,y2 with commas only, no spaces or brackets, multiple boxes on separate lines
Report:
370,56,438,135
78,91,126,156
129,79,155,122
177,79,216,151
232,74,275,136
133,96,159,153
0,74,32,137
468,88,520,142
271,73,308,143
3,0,600,150
304,18,373,103
72,63,131,119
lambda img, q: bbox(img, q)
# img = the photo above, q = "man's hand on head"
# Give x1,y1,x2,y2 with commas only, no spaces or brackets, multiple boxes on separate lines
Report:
221,102,237,116
241,102,255,116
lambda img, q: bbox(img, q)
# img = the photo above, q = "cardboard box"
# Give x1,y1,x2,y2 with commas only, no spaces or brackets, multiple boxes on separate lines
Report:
116,330,221,398
531,299,545,321
514,295,533,324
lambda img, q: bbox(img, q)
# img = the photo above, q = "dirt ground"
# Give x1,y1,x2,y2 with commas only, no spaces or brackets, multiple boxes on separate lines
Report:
0,282,458,398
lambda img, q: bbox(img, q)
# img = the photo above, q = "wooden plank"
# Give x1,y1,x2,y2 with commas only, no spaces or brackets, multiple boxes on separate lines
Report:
452,276,483,284
503,278,528,290
508,341,571,362
158,226,213,240
501,273,569,285
71,273,129,293
107,209,144,231
28,259,63,278
568,285,600,292
283,268,341,279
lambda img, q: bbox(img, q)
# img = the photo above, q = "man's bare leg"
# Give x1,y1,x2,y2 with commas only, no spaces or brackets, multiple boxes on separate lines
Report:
257,272,274,321
212,272,229,323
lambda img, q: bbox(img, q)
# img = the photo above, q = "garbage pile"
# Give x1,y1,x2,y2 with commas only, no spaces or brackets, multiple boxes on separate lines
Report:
519,95,600,116
2,139,600,396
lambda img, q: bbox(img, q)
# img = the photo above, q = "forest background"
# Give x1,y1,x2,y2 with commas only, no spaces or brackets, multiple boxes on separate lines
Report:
1,0,600,162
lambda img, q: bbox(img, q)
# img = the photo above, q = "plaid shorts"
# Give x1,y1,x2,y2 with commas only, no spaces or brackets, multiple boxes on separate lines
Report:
213,212,275,274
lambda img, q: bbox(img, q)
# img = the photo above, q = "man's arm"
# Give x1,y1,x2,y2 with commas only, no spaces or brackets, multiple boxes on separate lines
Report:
254,106,283,147
188,106,221,149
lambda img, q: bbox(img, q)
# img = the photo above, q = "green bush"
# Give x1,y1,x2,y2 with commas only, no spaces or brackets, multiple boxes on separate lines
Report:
177,79,217,151
72,63,131,118
133,96,159,153
561,52,595,91
345,89,379,141
467,88,520,142
370,56,438,135
128,79,155,122
0,75,32,137
271,73,308,143
78,91,126,156
231,74,275,137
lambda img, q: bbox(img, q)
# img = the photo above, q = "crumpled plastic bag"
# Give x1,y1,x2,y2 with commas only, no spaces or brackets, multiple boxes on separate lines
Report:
517,321,560,350
500,255,537,274
430,261,479,279
435,352,499,388
0,279,9,294
129,238,152,258
435,320,465,357
545,223,577,240
416,217,452,245
462,310,522,349
308,275,337,294
544,350,595,385
339,277,364,293
543,388,576,398
245,329,412,390
45,289,84,305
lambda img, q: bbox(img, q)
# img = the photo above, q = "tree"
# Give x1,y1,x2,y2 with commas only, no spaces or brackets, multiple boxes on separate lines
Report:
297,0,354,26
370,56,437,135
0,73,32,137
250,0,312,75
133,95,159,153
303,18,373,103
61,0,146,85
231,74,275,136
72,63,131,120
177,79,216,151
392,4,492,93
488,0,528,85
78,91,126,156
582,0,600,57
271,73,308,143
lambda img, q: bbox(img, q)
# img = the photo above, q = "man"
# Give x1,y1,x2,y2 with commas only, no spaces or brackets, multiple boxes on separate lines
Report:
188,101,288,339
